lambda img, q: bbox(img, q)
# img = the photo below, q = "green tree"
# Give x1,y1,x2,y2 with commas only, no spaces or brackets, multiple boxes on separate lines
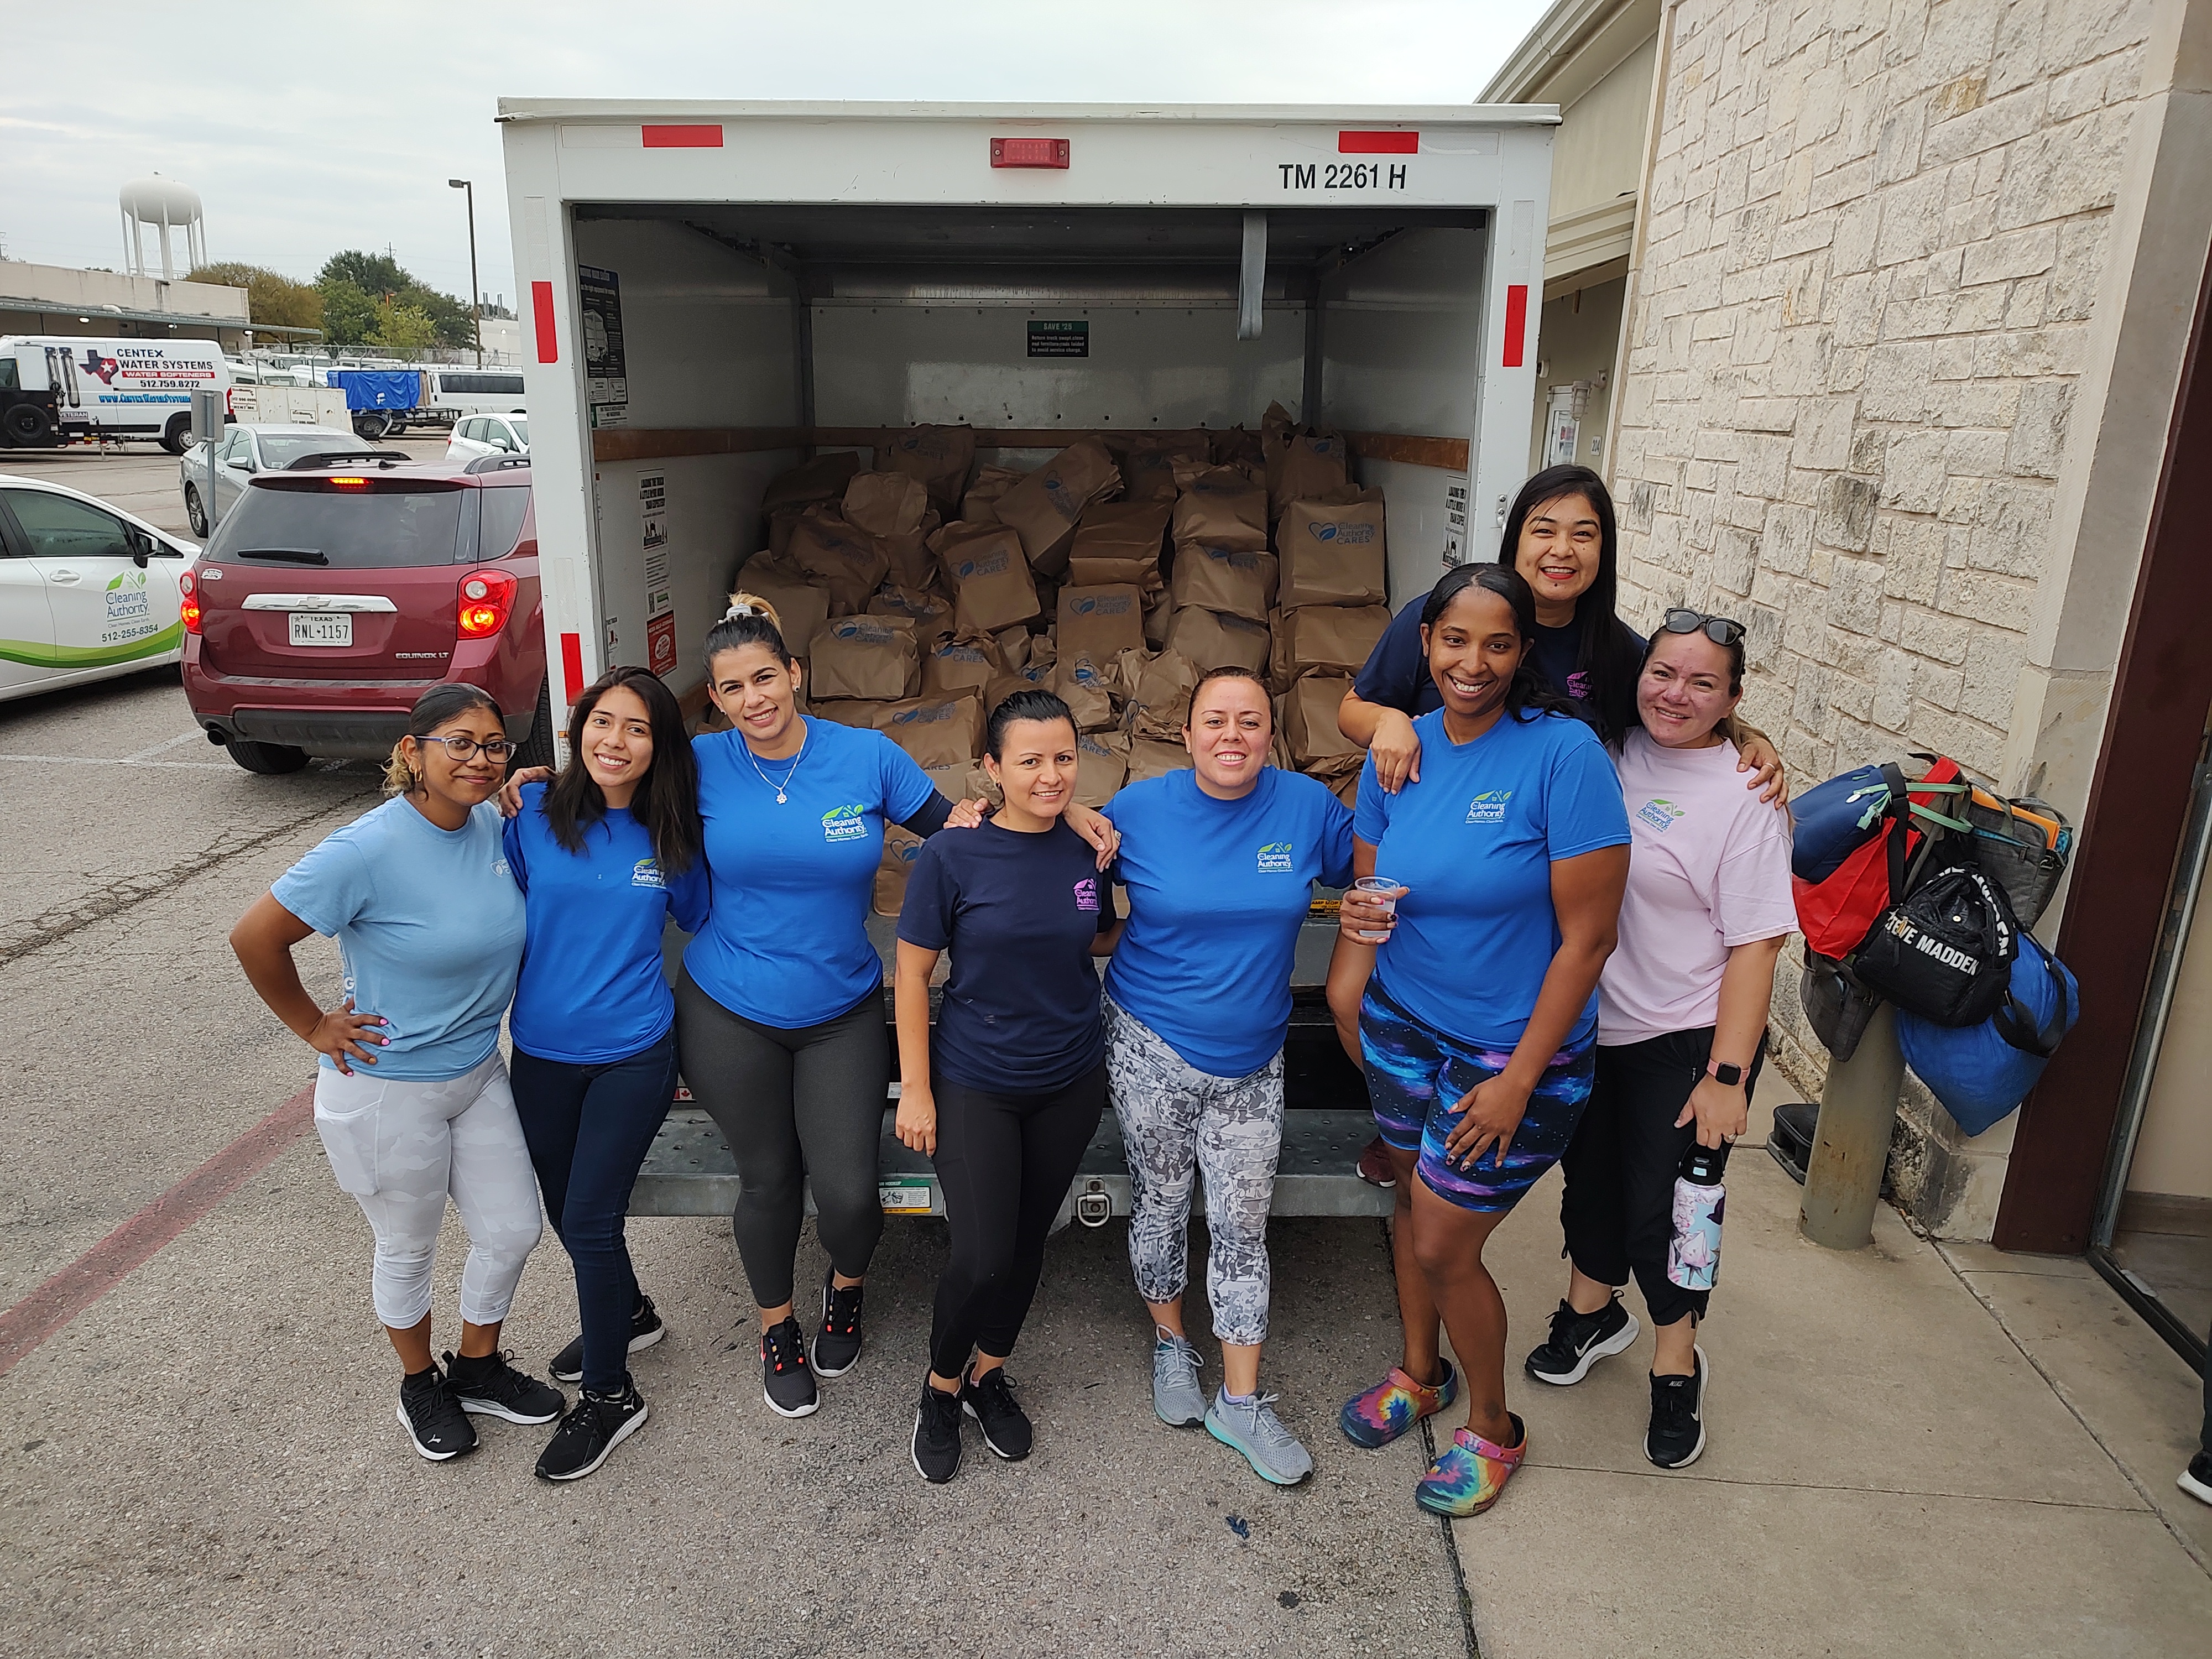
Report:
187,262,325,332
319,280,378,346
318,251,409,296
370,298,437,357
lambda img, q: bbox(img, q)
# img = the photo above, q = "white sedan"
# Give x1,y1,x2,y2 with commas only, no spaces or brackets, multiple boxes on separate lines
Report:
178,424,393,536
0,474,197,703
446,413,528,463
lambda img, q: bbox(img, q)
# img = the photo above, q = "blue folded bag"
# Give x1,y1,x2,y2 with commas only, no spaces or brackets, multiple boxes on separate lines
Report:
1789,760,1970,884
1897,935,2079,1137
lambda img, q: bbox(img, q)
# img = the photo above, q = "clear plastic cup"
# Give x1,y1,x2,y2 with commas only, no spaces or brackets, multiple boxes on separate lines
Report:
1352,875,1403,943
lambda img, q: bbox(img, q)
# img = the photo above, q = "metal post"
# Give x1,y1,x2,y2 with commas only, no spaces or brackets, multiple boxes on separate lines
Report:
450,179,482,368
1799,1003,1907,1249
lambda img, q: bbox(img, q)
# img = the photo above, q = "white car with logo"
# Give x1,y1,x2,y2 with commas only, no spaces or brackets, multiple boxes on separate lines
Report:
445,412,529,463
0,474,197,702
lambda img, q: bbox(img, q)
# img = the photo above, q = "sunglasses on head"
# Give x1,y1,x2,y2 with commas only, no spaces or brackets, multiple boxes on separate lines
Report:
1660,608,1746,648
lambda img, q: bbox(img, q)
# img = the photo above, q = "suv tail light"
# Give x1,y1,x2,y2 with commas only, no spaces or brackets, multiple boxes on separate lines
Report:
179,567,202,635
457,569,517,638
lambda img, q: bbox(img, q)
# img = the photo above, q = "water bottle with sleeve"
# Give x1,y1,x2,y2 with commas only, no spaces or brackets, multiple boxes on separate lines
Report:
1667,1140,1730,1291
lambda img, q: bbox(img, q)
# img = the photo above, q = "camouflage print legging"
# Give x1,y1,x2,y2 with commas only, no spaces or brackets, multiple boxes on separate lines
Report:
1104,995,1284,1348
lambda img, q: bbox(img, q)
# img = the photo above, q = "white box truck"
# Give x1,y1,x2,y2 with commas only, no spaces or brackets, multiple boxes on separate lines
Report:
496,100,1556,1219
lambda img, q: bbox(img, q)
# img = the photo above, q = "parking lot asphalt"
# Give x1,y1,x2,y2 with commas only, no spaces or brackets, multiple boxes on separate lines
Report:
0,634,1472,1656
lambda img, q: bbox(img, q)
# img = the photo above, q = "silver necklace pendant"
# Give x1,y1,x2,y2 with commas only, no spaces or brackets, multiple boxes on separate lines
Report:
775,790,787,804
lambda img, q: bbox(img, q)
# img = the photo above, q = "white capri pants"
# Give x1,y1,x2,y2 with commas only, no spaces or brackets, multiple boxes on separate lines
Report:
312,1051,543,1331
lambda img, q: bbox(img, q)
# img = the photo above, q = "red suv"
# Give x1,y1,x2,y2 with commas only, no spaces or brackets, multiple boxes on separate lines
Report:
181,451,548,775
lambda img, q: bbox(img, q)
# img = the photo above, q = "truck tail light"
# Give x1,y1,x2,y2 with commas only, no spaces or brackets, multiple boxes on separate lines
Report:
179,568,202,635
458,570,517,638
991,137,1068,169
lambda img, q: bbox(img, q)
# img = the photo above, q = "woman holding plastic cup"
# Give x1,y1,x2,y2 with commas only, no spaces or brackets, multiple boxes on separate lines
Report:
1327,562,1630,1519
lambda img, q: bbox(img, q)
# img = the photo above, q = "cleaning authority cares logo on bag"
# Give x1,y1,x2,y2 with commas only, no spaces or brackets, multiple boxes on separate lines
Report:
956,550,1010,580
1256,841,1295,873
1309,520,1376,544
822,803,869,843
1465,790,1513,825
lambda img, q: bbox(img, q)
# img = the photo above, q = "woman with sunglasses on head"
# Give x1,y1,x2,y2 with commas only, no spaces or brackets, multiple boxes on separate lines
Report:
1522,610,1794,1469
1327,564,1630,1519
894,690,1119,1484
1097,665,1355,1485
501,665,709,1481
231,684,561,1463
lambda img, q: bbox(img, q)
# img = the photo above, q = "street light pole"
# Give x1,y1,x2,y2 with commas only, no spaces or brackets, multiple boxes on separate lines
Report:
448,178,481,369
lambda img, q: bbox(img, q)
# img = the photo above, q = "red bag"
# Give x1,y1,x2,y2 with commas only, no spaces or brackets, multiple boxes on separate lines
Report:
1793,756,1963,958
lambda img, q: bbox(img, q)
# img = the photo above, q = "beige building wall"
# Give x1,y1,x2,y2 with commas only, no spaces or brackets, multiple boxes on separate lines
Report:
1530,277,1628,470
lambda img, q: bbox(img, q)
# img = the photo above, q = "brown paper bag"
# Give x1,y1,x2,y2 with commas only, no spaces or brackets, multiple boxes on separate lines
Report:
810,698,889,730
1051,650,1123,733
1261,403,1350,521
1057,583,1147,663
1076,731,1130,807
1278,491,1387,608
922,635,1002,696
994,625,1032,672
996,438,1121,575
1211,426,1264,469
1026,630,1058,677
961,465,1023,525
1165,606,1271,674
1144,587,1170,648
1284,674,1361,765
868,583,955,651
933,521,1041,636
1115,645,1202,742
1303,754,1365,810
763,451,862,514
879,426,977,513
733,553,832,660
875,825,927,917
1168,545,1275,621
870,689,984,769
789,513,891,615
1170,467,1269,552
1070,499,1171,583
1126,737,1194,783
1282,604,1391,680
842,471,931,538
879,525,939,594
807,615,919,702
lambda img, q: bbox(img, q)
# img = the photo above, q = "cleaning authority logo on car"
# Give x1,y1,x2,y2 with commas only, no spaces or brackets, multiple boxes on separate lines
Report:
101,568,155,644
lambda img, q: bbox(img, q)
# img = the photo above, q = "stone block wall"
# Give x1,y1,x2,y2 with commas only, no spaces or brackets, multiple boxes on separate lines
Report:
1607,0,2155,1235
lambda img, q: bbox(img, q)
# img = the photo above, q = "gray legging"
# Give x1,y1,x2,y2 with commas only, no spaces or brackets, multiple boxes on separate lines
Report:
675,967,888,1309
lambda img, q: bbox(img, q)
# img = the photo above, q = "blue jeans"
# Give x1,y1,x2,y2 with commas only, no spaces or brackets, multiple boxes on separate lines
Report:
510,1032,679,1392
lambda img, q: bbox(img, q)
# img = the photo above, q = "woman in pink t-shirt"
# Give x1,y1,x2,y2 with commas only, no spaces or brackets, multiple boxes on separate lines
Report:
1520,612,1796,1470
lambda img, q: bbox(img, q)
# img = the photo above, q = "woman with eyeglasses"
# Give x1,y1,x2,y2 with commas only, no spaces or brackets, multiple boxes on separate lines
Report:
231,683,561,1463
1521,609,1794,1469
501,665,709,1481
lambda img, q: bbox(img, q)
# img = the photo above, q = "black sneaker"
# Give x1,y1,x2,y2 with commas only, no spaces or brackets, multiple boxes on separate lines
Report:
961,1365,1033,1461
1646,1345,1708,1469
446,1349,565,1425
812,1270,864,1379
760,1316,817,1418
912,1380,964,1484
547,1294,666,1384
397,1365,478,1461
535,1383,650,1482
1524,1294,1640,1386
2179,1452,2212,1507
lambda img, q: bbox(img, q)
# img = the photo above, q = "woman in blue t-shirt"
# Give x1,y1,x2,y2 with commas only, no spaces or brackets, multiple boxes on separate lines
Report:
231,683,562,1465
894,690,1118,1484
1327,564,1631,1521
1097,665,1354,1486
502,665,709,1482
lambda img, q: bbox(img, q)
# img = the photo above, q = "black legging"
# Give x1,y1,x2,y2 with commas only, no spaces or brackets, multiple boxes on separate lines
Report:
675,968,888,1309
928,1062,1107,1379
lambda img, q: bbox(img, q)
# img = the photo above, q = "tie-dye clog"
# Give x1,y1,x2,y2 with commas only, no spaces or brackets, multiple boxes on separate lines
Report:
1413,1415,1526,1517
1338,1357,1459,1448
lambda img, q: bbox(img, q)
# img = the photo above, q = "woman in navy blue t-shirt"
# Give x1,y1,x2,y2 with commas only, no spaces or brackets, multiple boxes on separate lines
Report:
894,690,1117,1484
503,665,707,1482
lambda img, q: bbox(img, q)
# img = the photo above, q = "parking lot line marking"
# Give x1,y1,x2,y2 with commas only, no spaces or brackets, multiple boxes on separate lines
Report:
0,1085,315,1380
118,730,207,763
0,753,234,771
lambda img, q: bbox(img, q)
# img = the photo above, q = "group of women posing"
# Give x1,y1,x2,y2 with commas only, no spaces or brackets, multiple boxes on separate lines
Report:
232,461,1796,1517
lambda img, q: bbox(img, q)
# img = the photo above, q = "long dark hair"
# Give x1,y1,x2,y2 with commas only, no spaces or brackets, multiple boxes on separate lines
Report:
1495,464,1640,741
383,682,503,797
1421,564,1579,724
541,666,702,876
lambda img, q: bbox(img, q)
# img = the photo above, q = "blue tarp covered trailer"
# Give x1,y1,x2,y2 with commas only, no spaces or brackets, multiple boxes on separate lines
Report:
325,369,423,411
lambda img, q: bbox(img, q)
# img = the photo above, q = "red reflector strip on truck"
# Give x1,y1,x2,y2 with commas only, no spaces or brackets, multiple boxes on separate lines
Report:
991,137,1070,169
1503,284,1530,367
643,124,723,148
533,282,557,363
561,633,585,703
1338,131,1418,154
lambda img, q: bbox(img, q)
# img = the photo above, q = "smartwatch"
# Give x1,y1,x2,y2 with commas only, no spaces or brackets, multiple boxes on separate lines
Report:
1707,1058,1744,1087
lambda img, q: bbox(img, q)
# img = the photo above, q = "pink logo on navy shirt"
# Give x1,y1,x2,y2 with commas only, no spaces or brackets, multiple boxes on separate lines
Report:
1566,670,1592,701
1073,878,1100,912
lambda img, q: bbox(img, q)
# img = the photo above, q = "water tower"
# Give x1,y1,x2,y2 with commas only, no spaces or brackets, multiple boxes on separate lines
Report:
119,175,206,279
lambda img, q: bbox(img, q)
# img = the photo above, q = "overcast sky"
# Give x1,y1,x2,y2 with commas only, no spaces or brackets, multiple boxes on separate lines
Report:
0,0,1551,306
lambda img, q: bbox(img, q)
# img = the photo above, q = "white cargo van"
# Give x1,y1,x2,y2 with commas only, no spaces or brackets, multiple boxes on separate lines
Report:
425,368,528,420
497,100,1555,1219
0,336,229,452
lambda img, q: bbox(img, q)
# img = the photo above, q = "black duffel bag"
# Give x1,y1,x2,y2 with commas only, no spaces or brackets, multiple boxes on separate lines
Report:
1849,845,2018,1027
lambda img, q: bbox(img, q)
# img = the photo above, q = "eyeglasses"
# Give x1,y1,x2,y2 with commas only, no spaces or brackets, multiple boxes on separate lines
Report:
424,734,514,762
1660,608,1746,648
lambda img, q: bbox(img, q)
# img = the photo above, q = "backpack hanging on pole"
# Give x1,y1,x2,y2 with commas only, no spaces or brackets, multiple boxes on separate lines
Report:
1792,755,1968,961
1848,842,2019,1027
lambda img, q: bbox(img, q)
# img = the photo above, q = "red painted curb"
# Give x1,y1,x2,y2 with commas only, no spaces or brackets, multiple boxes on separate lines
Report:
0,1084,317,1379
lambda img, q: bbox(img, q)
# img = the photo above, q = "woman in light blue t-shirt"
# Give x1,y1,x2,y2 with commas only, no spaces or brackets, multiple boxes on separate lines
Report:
231,684,562,1466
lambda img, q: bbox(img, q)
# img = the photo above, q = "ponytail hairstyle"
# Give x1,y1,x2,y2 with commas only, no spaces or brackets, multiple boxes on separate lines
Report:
1420,564,1580,724
702,591,794,672
541,665,702,875
382,681,504,797
1494,464,1641,742
985,688,1077,760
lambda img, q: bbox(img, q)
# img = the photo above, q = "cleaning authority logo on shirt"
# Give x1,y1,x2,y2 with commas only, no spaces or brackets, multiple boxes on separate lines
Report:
1072,877,1100,912
822,804,868,843
1636,797,1687,833
631,858,666,888
1256,841,1295,873
1465,790,1514,825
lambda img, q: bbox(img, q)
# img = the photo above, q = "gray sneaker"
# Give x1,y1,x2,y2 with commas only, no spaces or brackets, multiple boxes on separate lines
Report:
1206,1388,1314,1486
1151,1332,1206,1428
